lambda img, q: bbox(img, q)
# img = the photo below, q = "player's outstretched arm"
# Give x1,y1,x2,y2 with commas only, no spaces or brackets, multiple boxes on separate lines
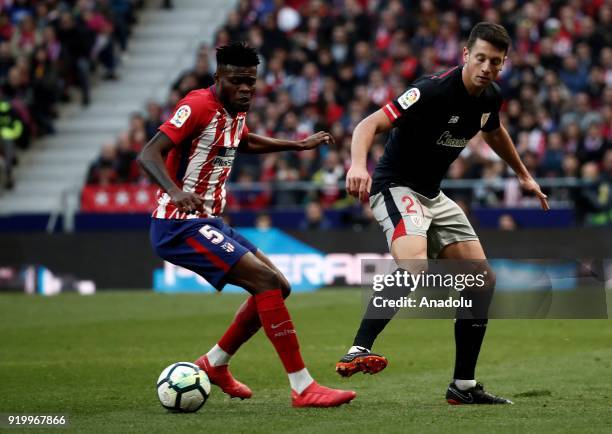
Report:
347,109,393,202
239,131,334,154
482,125,549,210
137,131,203,213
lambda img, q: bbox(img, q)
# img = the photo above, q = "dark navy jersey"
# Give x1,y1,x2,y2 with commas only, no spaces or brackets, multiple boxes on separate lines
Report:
371,66,503,198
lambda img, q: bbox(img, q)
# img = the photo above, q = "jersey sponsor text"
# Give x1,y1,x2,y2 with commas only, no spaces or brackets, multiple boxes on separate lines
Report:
436,131,469,148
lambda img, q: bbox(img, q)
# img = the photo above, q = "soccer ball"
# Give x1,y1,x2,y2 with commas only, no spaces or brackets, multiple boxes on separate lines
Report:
156,362,211,412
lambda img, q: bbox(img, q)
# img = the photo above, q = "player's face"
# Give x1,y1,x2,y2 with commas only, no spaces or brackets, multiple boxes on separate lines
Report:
215,65,257,113
462,38,506,90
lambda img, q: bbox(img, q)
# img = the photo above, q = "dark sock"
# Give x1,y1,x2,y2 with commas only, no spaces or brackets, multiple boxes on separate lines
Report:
453,269,494,380
453,319,488,379
352,318,391,350
352,273,412,350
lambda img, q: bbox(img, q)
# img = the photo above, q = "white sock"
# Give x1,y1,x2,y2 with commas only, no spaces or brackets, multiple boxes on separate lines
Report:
206,344,231,367
454,379,477,390
288,368,314,394
348,346,369,354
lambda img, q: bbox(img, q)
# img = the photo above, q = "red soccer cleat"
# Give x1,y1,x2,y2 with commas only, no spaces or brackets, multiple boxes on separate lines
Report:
291,382,357,408
194,355,252,399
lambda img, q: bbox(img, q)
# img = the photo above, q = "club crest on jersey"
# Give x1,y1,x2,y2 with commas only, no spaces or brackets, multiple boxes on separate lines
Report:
397,88,420,110
170,105,191,128
410,215,423,228
480,112,491,128
221,242,235,253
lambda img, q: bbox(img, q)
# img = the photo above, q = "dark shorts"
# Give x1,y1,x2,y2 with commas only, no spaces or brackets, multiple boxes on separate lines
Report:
150,218,257,290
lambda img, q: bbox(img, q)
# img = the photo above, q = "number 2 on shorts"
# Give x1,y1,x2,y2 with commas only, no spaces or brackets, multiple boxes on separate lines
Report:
402,195,417,214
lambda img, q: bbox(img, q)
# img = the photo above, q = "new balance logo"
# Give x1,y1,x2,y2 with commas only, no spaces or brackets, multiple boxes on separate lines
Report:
448,115,460,124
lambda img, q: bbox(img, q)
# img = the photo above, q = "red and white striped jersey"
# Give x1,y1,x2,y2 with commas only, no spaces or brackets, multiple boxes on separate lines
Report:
153,86,248,219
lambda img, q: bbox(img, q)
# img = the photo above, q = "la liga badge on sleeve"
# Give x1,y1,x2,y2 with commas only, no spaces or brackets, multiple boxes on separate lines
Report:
397,88,420,110
170,105,192,128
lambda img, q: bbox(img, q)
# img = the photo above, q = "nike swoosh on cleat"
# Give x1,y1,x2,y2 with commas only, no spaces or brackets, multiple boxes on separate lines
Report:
270,320,292,329
449,387,474,403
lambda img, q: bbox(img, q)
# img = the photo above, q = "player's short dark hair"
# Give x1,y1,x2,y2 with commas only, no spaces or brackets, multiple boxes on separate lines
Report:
216,42,260,67
467,22,511,54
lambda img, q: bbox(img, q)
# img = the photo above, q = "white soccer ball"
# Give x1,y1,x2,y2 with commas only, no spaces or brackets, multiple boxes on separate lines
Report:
156,362,211,412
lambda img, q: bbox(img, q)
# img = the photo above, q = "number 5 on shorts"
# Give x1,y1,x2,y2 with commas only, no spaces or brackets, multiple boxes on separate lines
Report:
199,225,225,245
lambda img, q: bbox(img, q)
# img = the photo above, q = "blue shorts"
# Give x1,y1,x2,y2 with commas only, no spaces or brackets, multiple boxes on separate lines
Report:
150,218,258,290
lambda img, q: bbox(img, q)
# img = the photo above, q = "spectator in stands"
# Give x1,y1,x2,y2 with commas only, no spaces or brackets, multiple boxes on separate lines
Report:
541,132,565,177
144,100,163,140
109,0,135,54
560,92,602,132
575,162,611,226
227,169,270,211
0,98,25,189
580,122,609,163
56,10,94,105
255,212,272,230
85,0,612,228
346,201,376,231
115,132,138,183
311,150,345,208
30,46,59,135
128,112,147,151
87,143,118,186
173,48,214,93
83,3,118,80
0,0,143,191
299,201,331,230
272,157,302,206
562,154,580,179
498,213,518,231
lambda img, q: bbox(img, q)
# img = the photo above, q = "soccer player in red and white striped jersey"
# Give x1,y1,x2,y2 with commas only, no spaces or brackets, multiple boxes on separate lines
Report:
138,42,356,408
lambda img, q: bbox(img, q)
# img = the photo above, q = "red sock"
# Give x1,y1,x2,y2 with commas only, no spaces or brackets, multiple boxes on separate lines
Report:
255,289,305,373
217,296,262,355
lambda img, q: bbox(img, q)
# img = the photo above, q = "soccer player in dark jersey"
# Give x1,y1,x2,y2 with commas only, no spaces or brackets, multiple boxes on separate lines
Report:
138,42,356,408
335,23,549,404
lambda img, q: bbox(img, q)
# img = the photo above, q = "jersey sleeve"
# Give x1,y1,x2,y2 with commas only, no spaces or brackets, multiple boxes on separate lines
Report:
158,92,215,145
480,86,503,132
382,81,436,124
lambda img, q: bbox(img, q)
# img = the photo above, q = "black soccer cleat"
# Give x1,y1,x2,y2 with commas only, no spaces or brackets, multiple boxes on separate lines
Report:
335,348,388,377
446,382,513,405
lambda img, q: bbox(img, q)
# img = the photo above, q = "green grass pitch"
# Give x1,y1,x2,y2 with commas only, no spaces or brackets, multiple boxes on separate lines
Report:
1,289,611,433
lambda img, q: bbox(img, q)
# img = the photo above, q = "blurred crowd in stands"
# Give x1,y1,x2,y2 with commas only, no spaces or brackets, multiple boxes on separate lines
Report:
87,0,610,225
0,0,140,190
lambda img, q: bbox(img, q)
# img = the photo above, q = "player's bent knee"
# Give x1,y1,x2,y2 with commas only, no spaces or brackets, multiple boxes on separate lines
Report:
250,266,282,294
280,277,291,298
